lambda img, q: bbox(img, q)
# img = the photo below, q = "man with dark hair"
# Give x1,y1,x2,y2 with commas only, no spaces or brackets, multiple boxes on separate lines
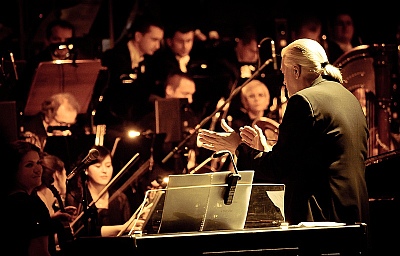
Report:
148,21,215,119
95,14,164,129
326,11,361,64
290,15,323,43
43,19,76,60
15,19,76,113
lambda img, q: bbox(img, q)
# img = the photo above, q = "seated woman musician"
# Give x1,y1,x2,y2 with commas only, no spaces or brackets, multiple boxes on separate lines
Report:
37,152,76,254
66,145,144,237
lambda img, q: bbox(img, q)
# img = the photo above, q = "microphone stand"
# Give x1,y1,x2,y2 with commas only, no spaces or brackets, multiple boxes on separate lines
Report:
80,168,93,236
162,59,274,168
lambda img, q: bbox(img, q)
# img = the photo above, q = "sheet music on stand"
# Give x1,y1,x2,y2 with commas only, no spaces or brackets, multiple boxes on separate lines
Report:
24,59,103,115
244,183,285,228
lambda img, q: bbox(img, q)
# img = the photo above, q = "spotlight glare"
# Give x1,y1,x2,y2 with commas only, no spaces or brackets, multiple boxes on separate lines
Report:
128,130,141,138
163,177,169,184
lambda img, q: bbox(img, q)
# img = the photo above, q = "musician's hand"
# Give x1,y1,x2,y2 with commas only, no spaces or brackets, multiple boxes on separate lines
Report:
127,219,145,231
50,129,72,136
138,202,153,221
52,206,77,222
64,206,78,217
125,202,153,232
239,124,270,151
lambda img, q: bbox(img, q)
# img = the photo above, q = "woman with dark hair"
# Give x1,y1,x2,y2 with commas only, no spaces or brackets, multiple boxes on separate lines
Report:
37,153,76,255
4,140,53,256
66,145,134,237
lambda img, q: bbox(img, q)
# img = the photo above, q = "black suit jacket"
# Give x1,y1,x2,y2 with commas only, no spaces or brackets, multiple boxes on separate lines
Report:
97,38,155,127
238,78,369,225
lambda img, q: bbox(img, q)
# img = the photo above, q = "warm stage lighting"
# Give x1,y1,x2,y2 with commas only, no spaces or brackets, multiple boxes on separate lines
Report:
162,176,169,185
127,130,141,138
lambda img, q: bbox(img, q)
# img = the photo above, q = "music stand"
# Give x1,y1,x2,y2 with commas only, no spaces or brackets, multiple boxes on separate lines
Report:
132,180,286,235
157,170,254,233
24,59,103,115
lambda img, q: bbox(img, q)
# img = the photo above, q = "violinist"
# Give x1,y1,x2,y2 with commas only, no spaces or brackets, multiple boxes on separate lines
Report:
37,153,76,255
65,145,139,237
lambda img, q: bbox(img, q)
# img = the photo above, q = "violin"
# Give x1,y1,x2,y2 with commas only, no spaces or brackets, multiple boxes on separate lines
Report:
46,184,75,246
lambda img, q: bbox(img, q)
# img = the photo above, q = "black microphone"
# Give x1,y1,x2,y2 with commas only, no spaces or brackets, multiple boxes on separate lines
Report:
67,149,100,181
212,150,241,205
270,39,278,70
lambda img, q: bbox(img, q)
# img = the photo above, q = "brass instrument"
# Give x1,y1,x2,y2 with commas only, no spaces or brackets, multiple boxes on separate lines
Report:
252,117,280,147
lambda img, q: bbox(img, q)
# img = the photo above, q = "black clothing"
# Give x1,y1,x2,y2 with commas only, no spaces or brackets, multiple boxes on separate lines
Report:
21,112,94,173
237,78,369,225
148,44,218,119
5,191,53,256
211,42,283,124
326,39,361,65
231,110,278,182
95,38,155,128
66,187,131,237
326,40,347,65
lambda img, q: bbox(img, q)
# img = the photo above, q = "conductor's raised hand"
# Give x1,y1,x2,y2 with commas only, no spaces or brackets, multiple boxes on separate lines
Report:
197,119,241,155
239,124,270,151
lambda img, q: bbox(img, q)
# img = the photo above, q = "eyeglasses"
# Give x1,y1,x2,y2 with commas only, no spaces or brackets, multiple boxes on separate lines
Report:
53,116,74,127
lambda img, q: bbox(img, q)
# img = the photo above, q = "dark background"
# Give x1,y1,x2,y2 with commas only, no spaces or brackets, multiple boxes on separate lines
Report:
1,0,399,61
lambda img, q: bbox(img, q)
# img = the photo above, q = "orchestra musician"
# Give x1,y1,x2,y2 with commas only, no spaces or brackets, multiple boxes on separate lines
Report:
227,79,279,181
21,92,81,150
37,152,76,255
4,140,54,256
66,145,143,237
15,19,77,114
20,92,92,172
95,14,164,129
